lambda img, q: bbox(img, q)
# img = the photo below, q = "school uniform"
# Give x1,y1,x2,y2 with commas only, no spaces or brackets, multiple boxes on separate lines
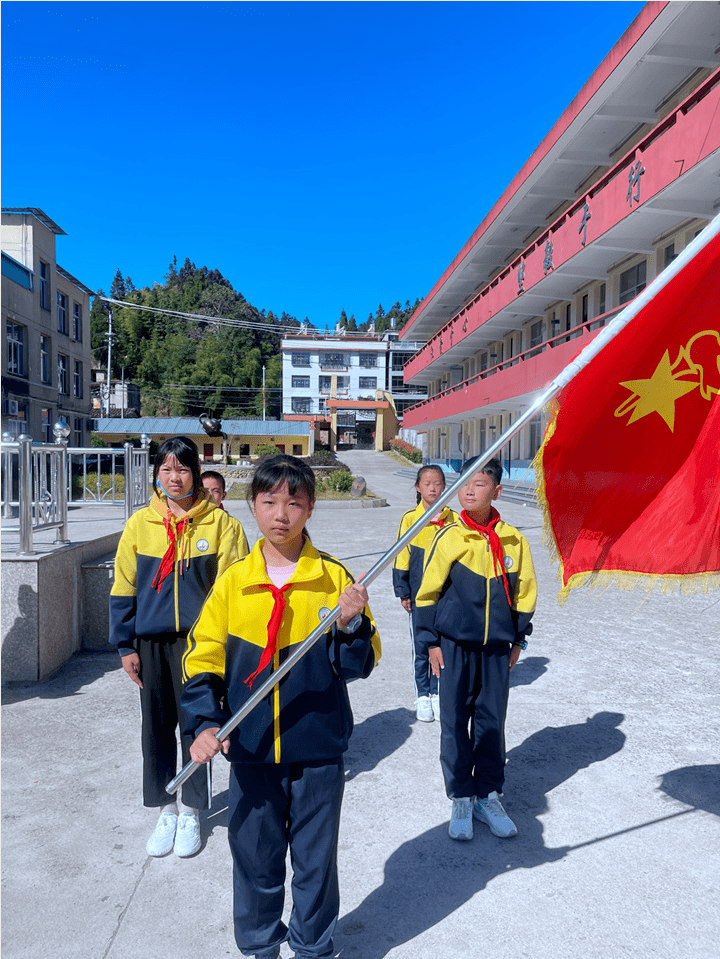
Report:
181,537,381,958
109,489,241,808
414,511,536,799
392,503,456,699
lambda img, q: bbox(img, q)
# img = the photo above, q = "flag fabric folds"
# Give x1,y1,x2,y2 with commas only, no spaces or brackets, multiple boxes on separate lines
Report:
536,227,720,603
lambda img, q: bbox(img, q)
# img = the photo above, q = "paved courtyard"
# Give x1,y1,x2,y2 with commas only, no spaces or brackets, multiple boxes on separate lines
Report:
2,450,718,959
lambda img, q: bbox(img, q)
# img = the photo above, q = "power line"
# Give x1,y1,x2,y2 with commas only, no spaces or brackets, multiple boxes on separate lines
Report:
98,296,310,335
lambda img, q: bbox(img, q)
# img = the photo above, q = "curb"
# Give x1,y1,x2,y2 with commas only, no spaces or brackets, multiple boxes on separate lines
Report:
315,498,388,509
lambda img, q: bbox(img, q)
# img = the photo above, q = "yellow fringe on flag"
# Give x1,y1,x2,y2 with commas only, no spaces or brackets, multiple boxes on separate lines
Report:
530,400,720,606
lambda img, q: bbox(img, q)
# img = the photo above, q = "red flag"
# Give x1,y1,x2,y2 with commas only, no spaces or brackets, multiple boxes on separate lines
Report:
537,228,720,603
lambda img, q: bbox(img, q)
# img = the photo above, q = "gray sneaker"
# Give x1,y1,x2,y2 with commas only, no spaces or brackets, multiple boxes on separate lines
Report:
448,798,473,841
473,792,517,838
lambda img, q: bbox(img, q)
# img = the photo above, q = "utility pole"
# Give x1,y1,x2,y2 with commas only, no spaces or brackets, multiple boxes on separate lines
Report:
262,364,266,421
105,309,115,418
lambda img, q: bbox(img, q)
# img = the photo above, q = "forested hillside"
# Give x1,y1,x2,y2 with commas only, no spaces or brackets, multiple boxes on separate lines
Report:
90,257,420,418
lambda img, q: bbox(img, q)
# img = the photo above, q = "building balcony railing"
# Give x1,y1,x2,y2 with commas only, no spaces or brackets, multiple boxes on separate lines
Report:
404,65,720,383
403,306,623,418
319,363,348,372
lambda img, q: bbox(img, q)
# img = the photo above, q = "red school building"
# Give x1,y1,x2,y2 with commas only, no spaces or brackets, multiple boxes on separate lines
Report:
400,2,720,475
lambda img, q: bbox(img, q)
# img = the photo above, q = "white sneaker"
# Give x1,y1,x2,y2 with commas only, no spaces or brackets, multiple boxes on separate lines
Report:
473,791,517,838
430,694,440,721
448,798,473,840
174,811,202,857
146,811,177,857
415,696,434,722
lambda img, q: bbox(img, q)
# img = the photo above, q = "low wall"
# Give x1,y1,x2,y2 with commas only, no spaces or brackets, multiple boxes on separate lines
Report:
1,532,122,682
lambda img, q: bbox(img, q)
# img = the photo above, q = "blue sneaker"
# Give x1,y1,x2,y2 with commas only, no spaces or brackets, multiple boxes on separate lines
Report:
473,792,517,838
448,798,473,840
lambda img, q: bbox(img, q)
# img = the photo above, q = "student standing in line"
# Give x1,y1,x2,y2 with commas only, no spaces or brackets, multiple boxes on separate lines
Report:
110,436,241,858
392,465,457,722
414,457,537,841
182,454,381,959
201,469,250,554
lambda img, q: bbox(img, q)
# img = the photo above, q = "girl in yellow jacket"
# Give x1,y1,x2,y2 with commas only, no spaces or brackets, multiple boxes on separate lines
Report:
110,436,243,858
392,465,456,722
182,454,380,959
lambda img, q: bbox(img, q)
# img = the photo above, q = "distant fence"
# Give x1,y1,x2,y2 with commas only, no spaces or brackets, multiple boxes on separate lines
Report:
1,437,150,556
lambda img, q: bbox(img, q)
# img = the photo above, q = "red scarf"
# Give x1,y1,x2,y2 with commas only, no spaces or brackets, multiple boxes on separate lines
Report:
151,512,190,593
244,582,294,689
460,508,512,605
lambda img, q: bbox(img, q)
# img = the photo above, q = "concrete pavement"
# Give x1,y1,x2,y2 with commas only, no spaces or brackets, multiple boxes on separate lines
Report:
2,450,719,959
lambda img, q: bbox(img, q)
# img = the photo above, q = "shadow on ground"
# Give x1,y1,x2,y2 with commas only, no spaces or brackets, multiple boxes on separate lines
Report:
658,763,720,816
337,711,626,958
1,651,121,704
510,655,549,688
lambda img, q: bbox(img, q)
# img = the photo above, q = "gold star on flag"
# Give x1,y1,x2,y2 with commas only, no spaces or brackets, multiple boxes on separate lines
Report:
619,350,698,431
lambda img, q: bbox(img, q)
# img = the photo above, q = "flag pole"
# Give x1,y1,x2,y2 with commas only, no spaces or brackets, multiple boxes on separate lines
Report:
167,213,720,795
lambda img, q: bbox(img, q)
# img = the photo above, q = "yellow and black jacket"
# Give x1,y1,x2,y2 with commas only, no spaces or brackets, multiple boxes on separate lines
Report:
392,503,457,601
109,490,242,655
220,507,250,555
414,515,536,650
181,537,381,764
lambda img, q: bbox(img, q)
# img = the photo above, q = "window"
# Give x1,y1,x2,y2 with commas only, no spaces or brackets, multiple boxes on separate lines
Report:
40,261,50,310
392,352,410,371
359,353,377,368
619,261,646,305
319,376,332,392
239,443,250,456
7,322,25,375
359,376,377,389
479,352,488,372
292,398,312,413
40,335,52,383
58,353,69,394
293,444,302,456
74,417,83,447
392,375,404,391
582,295,589,325
599,283,606,315
528,414,543,457
291,376,310,389
528,320,544,357
73,303,82,341
291,352,310,367
565,304,572,331
74,360,83,398
664,244,678,268
321,351,345,369
41,408,52,442
57,292,68,334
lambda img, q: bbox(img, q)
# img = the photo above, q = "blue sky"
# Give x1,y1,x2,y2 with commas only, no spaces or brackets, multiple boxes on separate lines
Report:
2,1,645,328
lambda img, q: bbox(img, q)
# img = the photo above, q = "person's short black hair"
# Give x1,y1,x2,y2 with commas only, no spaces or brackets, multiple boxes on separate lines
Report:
460,456,503,486
153,436,201,495
201,470,226,492
249,454,316,505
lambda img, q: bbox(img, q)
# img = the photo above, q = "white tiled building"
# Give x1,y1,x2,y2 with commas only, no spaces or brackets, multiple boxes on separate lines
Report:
2,208,93,444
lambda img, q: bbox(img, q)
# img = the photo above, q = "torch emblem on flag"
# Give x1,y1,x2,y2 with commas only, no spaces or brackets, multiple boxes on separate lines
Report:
615,330,720,432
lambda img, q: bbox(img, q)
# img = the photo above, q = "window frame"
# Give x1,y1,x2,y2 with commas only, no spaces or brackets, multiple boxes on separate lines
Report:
358,376,377,390
57,353,69,394
619,261,647,305
73,360,83,398
7,321,26,376
40,335,52,384
39,261,50,311
291,375,310,389
57,292,68,334
73,302,83,341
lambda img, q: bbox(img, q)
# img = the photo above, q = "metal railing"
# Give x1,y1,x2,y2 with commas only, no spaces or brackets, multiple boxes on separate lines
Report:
1,430,150,556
